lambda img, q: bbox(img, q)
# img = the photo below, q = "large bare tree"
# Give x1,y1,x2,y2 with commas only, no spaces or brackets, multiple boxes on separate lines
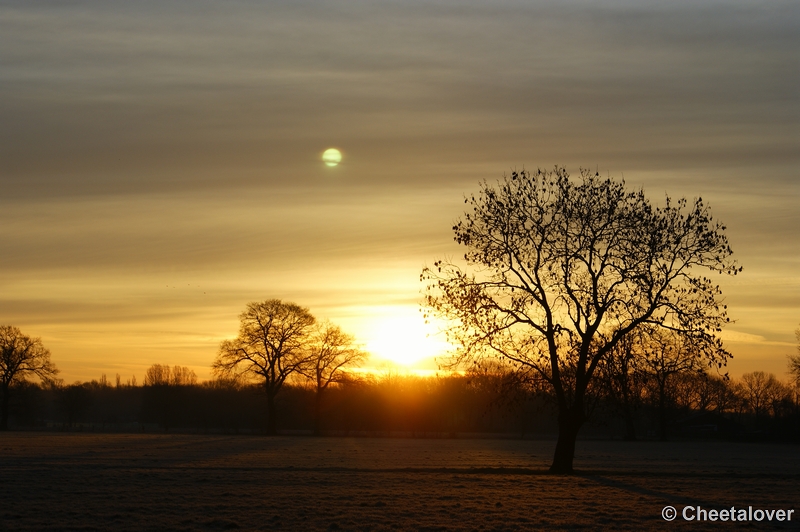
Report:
422,167,740,472
304,321,366,435
213,300,315,435
0,325,59,430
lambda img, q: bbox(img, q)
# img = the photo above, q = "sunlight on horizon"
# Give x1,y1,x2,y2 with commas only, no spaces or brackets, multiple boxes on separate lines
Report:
359,307,452,368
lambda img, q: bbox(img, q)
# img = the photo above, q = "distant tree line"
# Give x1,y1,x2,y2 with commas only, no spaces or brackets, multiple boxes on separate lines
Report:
2,315,800,439
3,360,799,441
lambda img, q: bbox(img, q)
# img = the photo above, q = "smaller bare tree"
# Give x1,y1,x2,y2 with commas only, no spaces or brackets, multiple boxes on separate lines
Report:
144,364,171,386
144,364,198,386
707,374,738,415
170,366,198,386
304,322,366,436
0,325,59,430
213,300,316,435
640,327,705,441
740,371,784,422
598,331,648,441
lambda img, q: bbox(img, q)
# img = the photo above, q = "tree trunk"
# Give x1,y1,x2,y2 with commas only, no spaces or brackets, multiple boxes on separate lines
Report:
550,406,584,474
266,392,277,435
0,384,9,431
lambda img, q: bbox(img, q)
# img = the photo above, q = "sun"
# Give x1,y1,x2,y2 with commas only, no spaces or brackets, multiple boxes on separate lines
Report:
362,309,450,367
322,148,342,167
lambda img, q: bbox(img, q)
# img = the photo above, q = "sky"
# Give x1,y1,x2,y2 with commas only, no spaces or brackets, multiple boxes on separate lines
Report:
1,0,798,383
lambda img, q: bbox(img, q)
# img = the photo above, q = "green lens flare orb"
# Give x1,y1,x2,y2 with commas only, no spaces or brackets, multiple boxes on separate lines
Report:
322,148,342,167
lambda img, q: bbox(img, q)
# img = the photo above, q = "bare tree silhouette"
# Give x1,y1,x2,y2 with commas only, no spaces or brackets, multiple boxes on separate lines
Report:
144,364,197,386
304,321,366,435
141,364,198,431
0,325,59,430
739,371,786,423
213,300,315,435
639,327,705,440
422,167,740,472
598,331,647,441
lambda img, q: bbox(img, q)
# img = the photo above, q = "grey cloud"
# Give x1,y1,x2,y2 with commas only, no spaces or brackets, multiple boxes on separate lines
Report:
2,0,796,197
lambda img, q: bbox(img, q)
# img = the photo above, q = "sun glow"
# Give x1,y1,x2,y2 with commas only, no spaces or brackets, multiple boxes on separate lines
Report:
362,308,450,367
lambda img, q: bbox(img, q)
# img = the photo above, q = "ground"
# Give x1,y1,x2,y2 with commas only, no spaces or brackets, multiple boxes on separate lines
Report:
1,433,797,530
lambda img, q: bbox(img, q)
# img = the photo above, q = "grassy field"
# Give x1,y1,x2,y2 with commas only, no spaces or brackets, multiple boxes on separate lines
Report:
1,433,798,530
